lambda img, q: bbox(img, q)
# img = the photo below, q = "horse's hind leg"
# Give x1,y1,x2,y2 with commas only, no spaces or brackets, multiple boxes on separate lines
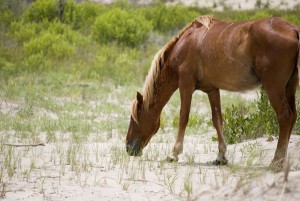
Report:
208,89,228,165
265,89,291,168
264,79,295,169
285,70,298,141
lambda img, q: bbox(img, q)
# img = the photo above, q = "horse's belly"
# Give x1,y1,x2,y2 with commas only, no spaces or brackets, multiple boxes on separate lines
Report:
212,68,260,91
200,61,260,92
218,76,260,91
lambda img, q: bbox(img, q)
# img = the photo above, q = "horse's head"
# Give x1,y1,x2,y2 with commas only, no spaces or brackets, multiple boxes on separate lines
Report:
126,92,160,156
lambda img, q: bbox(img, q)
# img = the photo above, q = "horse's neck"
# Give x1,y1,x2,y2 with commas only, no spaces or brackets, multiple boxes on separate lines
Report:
150,68,178,115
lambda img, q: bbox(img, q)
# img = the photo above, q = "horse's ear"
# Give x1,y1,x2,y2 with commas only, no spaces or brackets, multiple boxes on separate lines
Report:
136,92,143,105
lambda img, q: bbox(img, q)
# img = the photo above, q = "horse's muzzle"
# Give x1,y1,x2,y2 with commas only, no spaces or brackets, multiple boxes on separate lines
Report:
126,142,142,156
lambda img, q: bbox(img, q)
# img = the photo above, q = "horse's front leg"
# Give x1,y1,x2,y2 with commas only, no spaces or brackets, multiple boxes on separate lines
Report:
208,89,228,165
166,83,194,162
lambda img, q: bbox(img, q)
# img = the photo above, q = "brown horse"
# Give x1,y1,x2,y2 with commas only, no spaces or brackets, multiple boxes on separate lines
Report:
126,16,300,168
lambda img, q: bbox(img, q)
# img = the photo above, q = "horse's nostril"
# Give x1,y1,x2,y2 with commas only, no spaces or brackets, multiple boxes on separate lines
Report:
126,144,131,153
126,142,142,156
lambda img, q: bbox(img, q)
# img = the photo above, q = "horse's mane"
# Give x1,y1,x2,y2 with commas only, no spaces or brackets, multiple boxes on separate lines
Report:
133,16,214,117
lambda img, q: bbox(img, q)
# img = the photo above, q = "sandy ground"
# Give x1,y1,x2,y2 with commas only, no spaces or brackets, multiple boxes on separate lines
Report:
1,97,300,201
2,135,300,201
1,90,300,201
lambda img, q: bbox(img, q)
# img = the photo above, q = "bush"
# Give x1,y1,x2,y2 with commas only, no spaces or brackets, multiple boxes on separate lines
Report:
172,114,204,129
24,31,75,59
63,1,105,31
143,4,200,33
223,104,256,144
9,20,90,71
24,0,57,22
11,19,89,45
10,21,40,43
253,89,278,135
222,89,277,144
92,7,152,47
24,0,78,23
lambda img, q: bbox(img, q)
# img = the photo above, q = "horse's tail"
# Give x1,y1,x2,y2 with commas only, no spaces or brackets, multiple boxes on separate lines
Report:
297,31,300,86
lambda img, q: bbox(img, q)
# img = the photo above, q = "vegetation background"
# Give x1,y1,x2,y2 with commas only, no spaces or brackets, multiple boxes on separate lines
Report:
1,0,300,143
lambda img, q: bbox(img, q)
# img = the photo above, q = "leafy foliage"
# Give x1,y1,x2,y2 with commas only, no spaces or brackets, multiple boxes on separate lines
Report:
142,4,200,33
92,7,152,47
23,0,58,22
63,1,105,31
222,89,278,144
9,20,89,71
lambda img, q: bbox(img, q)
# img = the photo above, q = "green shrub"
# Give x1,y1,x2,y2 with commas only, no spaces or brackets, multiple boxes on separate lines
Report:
222,89,278,144
143,4,200,33
63,1,105,31
10,21,40,43
253,89,278,135
24,31,75,59
9,20,90,71
92,7,152,47
172,114,204,129
222,104,256,144
24,0,57,22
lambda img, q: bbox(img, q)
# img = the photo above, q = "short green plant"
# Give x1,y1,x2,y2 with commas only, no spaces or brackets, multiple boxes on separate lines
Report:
172,114,205,129
253,89,278,136
222,88,278,144
163,172,178,193
222,104,255,144
183,169,193,199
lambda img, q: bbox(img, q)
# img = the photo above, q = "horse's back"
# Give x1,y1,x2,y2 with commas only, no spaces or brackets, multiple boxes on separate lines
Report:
173,17,300,92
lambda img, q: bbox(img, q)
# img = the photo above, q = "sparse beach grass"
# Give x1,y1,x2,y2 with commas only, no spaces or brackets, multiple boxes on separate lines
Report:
1,73,300,200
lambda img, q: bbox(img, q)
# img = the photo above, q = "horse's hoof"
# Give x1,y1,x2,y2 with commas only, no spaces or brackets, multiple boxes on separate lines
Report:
165,155,179,163
212,158,228,166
